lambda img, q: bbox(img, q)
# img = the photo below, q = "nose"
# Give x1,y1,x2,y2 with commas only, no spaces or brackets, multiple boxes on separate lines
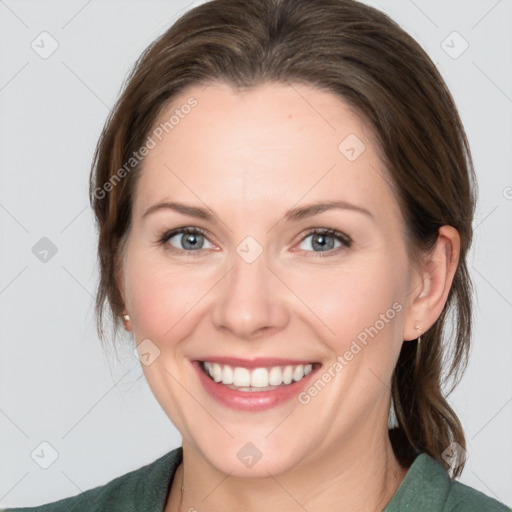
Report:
210,249,290,341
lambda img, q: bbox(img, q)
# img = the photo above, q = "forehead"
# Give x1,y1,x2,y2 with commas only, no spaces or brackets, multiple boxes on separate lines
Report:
133,81,398,222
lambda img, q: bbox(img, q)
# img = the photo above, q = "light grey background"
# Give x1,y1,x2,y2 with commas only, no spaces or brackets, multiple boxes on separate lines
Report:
1,0,511,508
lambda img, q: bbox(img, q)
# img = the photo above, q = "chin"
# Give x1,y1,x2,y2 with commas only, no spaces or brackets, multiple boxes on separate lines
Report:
187,429,312,478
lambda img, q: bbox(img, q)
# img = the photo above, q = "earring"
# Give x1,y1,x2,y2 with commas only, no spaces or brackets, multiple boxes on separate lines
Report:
415,325,422,370
122,313,131,332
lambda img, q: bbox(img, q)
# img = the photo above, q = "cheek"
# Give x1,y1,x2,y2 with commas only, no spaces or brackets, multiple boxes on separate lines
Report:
124,250,215,343
292,257,406,360
129,268,185,340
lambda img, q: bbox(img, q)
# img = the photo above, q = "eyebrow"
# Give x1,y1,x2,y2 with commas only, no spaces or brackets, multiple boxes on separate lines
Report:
142,200,374,222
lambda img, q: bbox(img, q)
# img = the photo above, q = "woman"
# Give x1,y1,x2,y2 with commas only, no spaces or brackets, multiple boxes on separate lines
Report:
4,0,509,510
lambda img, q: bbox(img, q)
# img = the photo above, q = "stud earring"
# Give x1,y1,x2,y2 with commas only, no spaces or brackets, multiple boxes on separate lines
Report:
122,313,132,332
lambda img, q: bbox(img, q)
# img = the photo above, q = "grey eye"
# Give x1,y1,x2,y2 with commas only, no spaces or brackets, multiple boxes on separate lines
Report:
167,230,213,251
298,232,344,252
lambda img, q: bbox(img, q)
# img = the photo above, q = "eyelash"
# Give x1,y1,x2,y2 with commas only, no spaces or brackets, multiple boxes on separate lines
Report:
156,227,352,257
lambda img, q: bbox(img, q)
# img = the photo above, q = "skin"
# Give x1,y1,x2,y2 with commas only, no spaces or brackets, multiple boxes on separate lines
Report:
118,81,460,512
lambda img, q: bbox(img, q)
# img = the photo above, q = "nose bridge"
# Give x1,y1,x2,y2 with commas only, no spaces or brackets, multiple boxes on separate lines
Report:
210,240,289,339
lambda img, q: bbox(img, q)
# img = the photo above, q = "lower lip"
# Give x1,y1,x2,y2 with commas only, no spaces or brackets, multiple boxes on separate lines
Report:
193,361,319,411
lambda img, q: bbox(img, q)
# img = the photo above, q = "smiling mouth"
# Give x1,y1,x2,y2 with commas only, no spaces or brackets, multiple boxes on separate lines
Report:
200,361,319,392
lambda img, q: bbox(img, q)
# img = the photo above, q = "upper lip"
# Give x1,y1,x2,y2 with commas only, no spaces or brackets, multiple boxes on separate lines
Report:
195,357,318,368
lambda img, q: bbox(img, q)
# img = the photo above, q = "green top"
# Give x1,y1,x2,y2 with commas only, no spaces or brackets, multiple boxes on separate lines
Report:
3,448,510,511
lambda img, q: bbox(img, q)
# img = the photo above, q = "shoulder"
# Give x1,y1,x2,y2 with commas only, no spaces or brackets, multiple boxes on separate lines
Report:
384,453,510,512
444,480,511,512
1,447,182,512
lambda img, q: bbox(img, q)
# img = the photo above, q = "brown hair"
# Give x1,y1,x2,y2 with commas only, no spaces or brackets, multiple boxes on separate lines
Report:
89,0,476,477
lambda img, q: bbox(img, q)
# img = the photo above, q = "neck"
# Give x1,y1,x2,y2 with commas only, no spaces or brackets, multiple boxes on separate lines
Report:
168,427,408,512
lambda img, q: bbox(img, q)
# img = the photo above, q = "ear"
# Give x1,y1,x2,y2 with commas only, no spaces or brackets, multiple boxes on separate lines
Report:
403,225,460,341
115,250,132,332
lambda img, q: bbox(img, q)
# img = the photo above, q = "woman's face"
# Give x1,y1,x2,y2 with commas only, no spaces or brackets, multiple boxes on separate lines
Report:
120,81,421,477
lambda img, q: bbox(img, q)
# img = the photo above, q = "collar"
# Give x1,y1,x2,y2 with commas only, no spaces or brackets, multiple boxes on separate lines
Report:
383,453,451,511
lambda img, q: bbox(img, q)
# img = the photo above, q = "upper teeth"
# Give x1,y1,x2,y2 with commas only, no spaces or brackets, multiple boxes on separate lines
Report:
203,362,313,388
